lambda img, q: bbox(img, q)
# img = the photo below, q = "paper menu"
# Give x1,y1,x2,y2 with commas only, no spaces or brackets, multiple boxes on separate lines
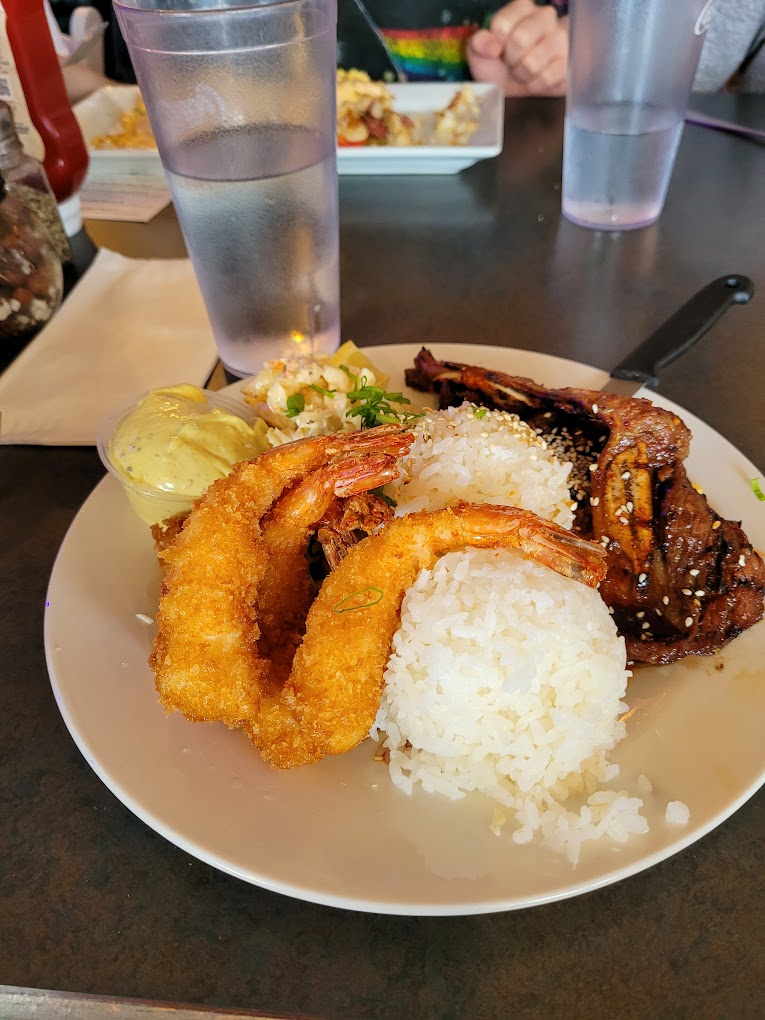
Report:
80,163,172,223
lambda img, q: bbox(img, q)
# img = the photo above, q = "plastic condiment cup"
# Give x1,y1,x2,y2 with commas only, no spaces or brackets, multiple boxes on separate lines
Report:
97,386,263,527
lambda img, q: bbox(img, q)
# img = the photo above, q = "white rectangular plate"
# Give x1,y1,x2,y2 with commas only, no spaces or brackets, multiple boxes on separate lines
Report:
75,82,504,177
337,82,504,175
74,84,161,174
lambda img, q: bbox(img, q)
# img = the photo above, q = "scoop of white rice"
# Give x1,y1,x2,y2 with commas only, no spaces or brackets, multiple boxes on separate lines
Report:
372,548,647,864
387,403,576,529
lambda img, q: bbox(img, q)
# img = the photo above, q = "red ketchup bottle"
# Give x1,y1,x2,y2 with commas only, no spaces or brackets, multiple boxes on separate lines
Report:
3,0,89,229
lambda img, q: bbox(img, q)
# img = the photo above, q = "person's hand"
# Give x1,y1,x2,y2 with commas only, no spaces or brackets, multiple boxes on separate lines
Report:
467,0,569,97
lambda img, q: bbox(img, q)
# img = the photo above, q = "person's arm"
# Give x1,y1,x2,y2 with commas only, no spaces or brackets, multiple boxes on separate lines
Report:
44,0,114,102
61,62,112,104
467,0,569,97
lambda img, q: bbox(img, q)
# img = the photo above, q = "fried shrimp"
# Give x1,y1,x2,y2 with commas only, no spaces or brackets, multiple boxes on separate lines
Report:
251,503,608,769
151,425,413,727
255,452,401,686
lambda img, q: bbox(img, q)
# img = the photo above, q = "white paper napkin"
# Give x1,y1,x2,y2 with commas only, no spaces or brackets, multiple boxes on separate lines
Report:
0,248,219,445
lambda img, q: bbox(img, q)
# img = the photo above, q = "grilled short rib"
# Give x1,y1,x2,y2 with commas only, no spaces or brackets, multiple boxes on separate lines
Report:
406,347,765,666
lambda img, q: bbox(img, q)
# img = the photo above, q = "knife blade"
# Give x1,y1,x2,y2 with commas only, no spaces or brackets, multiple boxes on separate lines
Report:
603,274,754,396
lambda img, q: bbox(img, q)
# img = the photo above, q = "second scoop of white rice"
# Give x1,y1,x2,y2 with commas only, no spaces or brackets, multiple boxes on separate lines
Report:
373,404,648,863
387,403,576,529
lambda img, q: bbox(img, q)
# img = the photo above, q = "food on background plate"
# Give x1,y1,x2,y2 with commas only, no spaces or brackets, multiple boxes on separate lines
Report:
336,69,479,147
426,86,482,146
98,384,268,526
89,78,481,153
407,347,765,665
91,98,154,150
337,69,415,146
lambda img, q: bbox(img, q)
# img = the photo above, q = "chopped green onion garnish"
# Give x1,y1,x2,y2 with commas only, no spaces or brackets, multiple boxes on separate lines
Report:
371,486,397,508
333,587,384,613
310,383,336,397
339,365,424,428
285,393,305,417
751,478,765,501
474,407,488,420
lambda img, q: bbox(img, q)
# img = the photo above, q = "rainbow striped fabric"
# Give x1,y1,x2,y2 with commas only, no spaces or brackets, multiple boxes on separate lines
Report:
380,24,477,81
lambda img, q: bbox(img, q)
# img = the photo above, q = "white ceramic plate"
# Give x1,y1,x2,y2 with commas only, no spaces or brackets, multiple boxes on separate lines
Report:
44,343,765,916
74,85,162,174
75,83,503,176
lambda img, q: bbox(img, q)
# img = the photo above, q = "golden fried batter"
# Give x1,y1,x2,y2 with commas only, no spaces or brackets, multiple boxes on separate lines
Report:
150,426,413,727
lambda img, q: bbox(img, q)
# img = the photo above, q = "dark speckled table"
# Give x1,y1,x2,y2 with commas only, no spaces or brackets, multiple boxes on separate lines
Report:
2,95,764,1019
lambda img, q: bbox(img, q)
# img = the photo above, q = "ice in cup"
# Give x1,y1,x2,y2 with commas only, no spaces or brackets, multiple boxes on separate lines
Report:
562,0,714,231
114,0,340,378
97,384,269,526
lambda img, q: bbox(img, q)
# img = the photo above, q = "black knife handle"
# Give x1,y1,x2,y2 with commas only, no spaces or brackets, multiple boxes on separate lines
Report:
610,274,754,389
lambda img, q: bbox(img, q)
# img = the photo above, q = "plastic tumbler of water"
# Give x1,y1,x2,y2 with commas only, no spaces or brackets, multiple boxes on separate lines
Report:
562,0,714,231
114,0,340,378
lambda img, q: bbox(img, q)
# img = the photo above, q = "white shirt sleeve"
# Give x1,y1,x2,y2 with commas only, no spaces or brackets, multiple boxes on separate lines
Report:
43,0,73,61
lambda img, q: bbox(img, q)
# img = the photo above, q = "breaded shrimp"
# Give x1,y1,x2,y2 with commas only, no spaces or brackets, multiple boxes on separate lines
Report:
256,452,401,686
151,426,412,727
251,502,608,768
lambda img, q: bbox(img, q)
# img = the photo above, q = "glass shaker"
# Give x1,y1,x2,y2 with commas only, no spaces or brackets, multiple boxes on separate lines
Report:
0,99,70,262
0,169,63,341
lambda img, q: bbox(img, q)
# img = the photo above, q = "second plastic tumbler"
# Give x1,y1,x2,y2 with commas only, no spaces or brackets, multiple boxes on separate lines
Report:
114,0,340,378
562,0,714,231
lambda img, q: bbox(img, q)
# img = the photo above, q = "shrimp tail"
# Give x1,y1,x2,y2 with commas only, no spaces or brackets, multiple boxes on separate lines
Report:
445,503,607,587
